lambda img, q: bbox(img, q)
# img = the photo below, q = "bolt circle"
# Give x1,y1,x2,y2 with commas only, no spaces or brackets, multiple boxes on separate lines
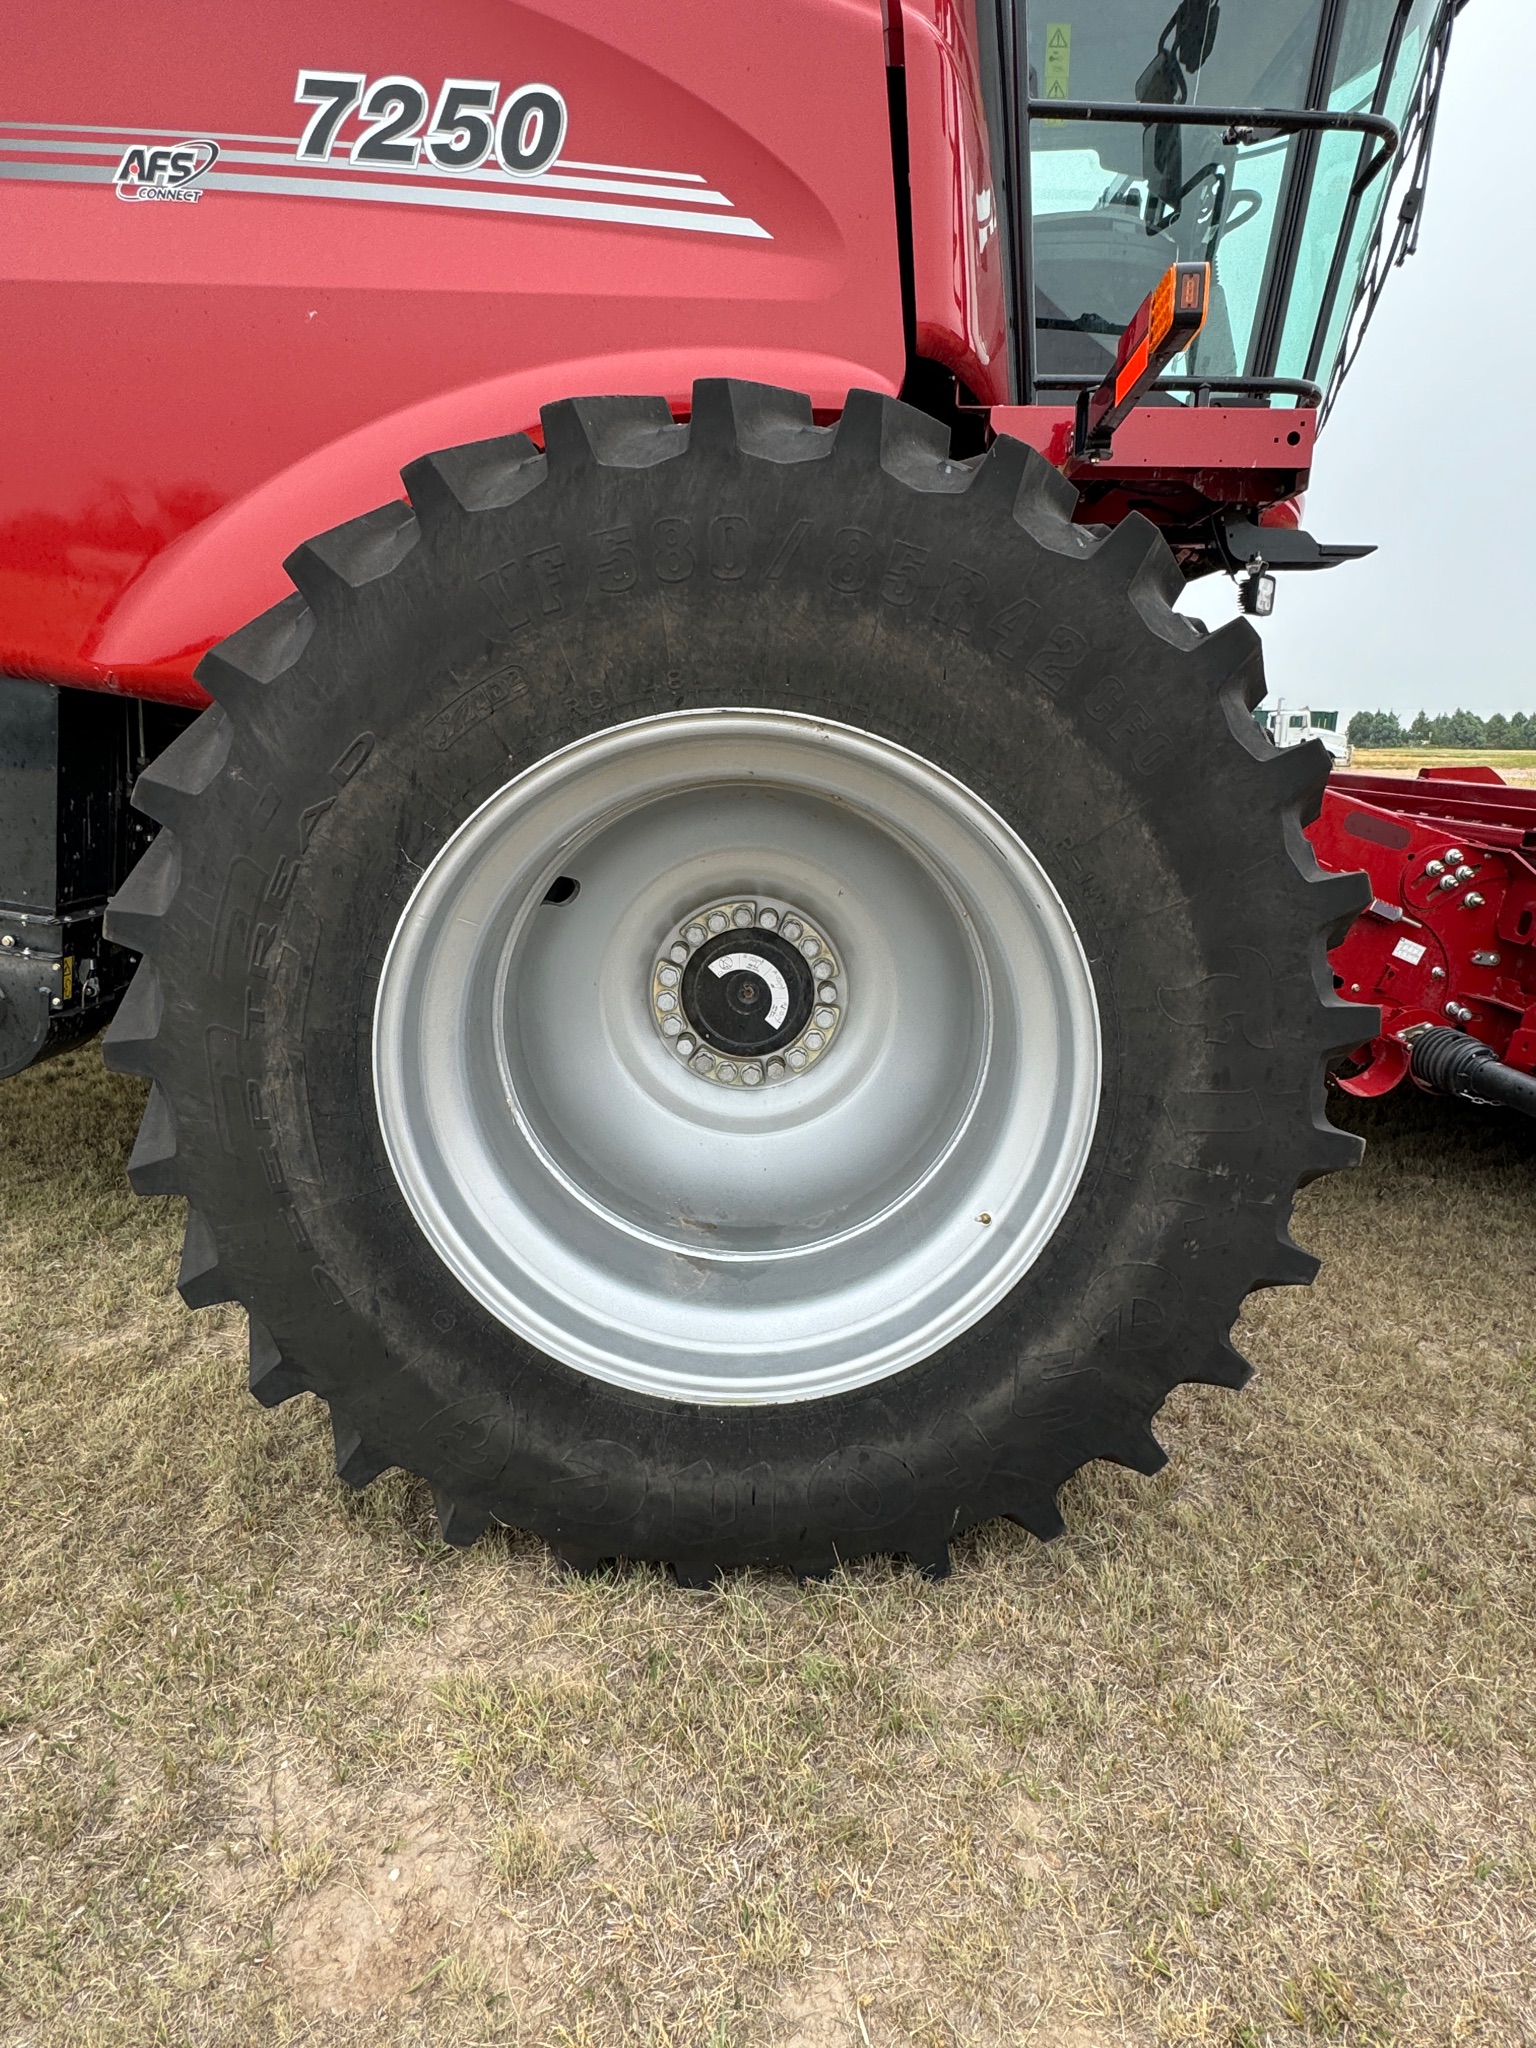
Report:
651,896,844,1087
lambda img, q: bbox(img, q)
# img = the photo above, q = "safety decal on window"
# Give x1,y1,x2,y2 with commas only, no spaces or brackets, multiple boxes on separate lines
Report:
0,73,770,240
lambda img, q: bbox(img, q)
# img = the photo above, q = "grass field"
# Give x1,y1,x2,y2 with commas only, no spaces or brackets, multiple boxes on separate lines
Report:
1349,748,1536,787
2,1050,1534,2046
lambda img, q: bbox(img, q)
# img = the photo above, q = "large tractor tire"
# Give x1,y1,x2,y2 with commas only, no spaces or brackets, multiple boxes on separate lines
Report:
104,381,1367,1578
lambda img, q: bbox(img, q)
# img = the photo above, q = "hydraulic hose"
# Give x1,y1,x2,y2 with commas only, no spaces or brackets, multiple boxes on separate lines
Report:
1408,1026,1536,1119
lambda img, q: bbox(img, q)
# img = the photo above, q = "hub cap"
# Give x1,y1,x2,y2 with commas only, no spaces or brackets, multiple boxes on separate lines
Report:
652,896,842,1085
373,710,1101,1404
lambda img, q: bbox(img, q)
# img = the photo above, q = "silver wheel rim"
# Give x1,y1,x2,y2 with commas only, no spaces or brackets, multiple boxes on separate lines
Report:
372,710,1101,1404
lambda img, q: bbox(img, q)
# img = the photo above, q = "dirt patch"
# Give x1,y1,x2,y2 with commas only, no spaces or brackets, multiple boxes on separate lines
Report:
278,1818,518,2014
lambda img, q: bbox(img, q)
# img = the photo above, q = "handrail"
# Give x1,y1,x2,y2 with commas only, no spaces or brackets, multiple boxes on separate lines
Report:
1026,100,1401,191
1032,373,1324,408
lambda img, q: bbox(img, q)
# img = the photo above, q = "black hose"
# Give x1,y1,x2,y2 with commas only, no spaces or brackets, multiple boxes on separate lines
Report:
1409,1026,1536,1119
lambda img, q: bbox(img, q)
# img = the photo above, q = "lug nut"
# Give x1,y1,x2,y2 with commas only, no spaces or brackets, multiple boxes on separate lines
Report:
743,1065,762,1085
670,942,689,964
677,1035,695,1057
760,909,780,930
733,905,754,927
659,965,679,988
685,924,706,946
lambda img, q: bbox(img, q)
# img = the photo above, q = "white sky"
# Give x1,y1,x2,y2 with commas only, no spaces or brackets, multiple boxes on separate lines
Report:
1177,0,1534,719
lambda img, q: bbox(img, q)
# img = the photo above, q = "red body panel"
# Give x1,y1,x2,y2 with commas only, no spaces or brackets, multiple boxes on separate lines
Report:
0,0,904,707
1309,770,1536,1091
900,0,1008,407
990,404,1316,523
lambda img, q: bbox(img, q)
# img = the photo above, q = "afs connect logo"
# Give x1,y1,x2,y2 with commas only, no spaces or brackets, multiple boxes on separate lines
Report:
113,139,219,202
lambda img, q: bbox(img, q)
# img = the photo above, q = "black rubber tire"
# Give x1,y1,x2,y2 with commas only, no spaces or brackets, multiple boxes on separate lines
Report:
103,381,1370,1579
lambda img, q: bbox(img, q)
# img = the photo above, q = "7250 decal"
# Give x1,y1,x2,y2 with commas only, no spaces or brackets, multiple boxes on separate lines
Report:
295,71,567,177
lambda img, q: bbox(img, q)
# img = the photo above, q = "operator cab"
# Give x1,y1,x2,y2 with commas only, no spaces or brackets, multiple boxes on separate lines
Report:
984,0,1458,416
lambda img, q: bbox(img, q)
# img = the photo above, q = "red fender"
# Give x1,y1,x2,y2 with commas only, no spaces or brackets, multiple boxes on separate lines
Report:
84,345,899,707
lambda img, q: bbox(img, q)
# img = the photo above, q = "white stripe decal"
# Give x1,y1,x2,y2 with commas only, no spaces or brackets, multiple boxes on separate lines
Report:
0,136,733,205
0,156,771,238
0,118,712,185
0,118,298,144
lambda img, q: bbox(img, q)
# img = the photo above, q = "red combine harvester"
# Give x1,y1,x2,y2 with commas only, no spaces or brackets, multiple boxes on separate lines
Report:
2,0,1520,1576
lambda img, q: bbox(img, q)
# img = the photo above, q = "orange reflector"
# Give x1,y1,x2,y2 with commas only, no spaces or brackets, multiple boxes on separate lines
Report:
1079,262,1211,458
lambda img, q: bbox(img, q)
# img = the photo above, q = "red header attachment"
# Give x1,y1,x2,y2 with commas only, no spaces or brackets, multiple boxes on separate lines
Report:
1073,261,1210,460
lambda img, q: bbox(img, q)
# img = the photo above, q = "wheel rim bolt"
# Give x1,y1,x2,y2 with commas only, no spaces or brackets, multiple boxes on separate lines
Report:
670,943,689,964
743,1065,763,1085
685,924,706,946
734,905,754,927
663,1017,682,1037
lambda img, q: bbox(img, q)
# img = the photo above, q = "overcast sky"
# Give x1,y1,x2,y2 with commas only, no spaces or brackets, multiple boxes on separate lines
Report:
1177,0,1533,719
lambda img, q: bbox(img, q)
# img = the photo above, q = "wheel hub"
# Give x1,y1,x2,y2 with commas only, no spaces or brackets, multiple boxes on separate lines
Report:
652,897,842,1085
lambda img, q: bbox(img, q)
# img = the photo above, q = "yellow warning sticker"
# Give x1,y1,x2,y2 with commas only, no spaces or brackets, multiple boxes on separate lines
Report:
61,956,73,1001
1044,22,1071,123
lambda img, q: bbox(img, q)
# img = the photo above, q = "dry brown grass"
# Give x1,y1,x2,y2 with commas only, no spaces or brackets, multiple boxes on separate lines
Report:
1349,748,1536,788
2,1048,1534,2047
